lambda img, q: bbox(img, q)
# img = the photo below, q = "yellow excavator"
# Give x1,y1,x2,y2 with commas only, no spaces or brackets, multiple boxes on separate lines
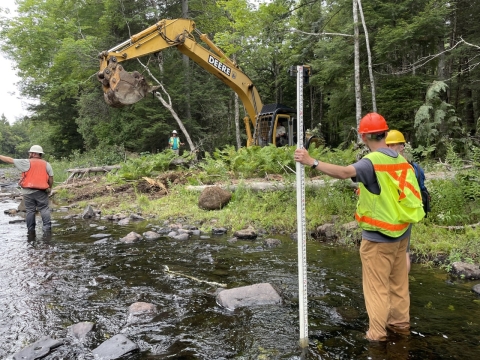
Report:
97,18,318,148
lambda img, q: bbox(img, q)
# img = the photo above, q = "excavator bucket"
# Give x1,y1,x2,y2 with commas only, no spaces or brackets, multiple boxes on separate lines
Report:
97,58,159,107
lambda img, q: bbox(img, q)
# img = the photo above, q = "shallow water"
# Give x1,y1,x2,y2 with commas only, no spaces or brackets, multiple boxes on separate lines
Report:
0,199,480,359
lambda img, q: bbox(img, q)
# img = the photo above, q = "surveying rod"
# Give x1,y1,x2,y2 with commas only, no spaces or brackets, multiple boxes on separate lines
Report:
295,65,309,348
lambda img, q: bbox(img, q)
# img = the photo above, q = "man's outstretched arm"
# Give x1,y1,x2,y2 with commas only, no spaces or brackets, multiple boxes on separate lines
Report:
0,155,14,164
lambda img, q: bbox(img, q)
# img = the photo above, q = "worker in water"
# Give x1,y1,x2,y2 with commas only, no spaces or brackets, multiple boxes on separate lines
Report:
294,113,425,341
386,129,430,273
0,145,54,236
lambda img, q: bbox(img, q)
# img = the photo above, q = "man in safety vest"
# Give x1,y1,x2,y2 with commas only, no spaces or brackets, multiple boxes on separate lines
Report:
0,145,54,236
294,113,425,341
386,129,430,273
168,130,184,155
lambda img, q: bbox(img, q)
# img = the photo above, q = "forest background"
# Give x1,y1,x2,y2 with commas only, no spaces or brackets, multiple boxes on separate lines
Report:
0,0,480,266
0,0,479,158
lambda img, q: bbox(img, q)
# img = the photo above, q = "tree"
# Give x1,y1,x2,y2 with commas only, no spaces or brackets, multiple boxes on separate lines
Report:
414,80,463,158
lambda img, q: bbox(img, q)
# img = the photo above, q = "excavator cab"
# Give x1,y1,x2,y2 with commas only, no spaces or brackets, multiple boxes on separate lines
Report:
255,104,321,148
255,104,295,147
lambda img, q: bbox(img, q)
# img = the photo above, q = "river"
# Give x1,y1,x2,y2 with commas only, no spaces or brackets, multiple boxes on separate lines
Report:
0,195,479,359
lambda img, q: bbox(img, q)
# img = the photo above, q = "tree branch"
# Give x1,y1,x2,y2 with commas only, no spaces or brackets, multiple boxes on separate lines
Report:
289,28,354,38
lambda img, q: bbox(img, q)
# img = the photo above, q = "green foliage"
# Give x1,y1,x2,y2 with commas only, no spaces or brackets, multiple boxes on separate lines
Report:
50,144,126,183
114,151,195,181
427,144,480,226
0,115,30,157
414,81,465,158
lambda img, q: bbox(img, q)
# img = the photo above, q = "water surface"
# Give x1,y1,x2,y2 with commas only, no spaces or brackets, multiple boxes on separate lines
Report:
0,199,479,359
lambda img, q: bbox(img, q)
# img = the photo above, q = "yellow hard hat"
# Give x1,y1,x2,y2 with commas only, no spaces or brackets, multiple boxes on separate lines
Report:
385,130,406,144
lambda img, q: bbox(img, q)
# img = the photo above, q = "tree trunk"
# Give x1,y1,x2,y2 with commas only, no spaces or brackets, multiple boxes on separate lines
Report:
235,92,241,149
154,88,195,153
136,59,196,153
310,86,314,131
437,38,446,80
357,0,377,112
353,0,362,142
182,0,191,122
232,54,242,149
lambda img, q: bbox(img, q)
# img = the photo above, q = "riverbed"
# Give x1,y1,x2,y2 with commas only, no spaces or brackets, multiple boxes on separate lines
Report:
0,197,479,359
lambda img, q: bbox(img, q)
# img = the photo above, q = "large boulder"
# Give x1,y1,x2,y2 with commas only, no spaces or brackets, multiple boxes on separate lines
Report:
216,283,282,310
198,186,232,210
451,262,480,280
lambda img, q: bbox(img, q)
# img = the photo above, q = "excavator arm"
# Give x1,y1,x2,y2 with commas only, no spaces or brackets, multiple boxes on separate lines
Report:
97,19,262,146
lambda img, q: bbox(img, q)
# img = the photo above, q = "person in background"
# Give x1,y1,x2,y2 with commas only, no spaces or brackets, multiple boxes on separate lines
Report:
168,130,184,155
386,129,430,273
0,145,54,236
276,121,287,146
294,113,425,341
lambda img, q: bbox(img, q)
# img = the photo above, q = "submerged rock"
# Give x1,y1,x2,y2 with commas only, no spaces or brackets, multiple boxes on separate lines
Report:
126,302,157,324
216,283,282,310
473,284,480,296
12,336,63,360
120,231,142,243
233,227,257,240
263,238,281,248
143,230,161,240
67,321,95,340
174,233,189,241
117,218,130,225
212,227,228,235
92,334,138,359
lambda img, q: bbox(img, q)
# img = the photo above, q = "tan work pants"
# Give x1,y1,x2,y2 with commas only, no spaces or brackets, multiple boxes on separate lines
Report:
360,236,410,341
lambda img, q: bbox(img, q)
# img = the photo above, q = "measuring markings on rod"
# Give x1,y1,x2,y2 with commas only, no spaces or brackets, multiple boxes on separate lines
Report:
296,64,308,348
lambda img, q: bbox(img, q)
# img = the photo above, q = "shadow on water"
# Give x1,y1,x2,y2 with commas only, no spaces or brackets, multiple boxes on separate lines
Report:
0,199,480,359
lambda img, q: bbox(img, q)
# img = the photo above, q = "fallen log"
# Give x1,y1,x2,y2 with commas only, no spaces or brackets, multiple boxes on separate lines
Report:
184,178,359,192
65,165,120,183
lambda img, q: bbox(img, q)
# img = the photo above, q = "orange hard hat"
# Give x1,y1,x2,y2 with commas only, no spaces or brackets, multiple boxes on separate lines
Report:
358,113,389,134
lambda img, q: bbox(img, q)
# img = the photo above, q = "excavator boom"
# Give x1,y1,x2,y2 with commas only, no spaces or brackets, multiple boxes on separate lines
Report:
97,19,263,145
96,18,317,148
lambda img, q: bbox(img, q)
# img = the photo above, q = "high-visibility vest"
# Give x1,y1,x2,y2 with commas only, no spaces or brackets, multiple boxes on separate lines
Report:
355,151,425,237
169,137,181,150
19,159,50,190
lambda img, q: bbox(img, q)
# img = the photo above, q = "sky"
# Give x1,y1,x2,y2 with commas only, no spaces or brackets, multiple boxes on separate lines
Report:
0,0,33,124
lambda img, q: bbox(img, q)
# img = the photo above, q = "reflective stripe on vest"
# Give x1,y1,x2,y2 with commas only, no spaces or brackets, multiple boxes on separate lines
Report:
355,213,410,232
373,163,422,201
355,151,425,237
19,159,49,190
